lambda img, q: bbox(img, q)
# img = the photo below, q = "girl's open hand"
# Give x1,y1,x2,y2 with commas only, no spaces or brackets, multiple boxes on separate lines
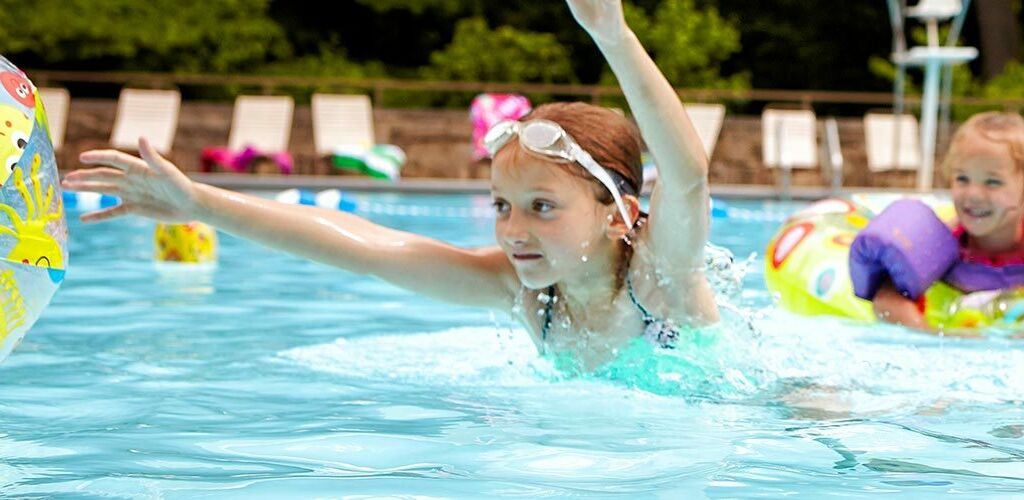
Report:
566,0,629,46
62,137,201,223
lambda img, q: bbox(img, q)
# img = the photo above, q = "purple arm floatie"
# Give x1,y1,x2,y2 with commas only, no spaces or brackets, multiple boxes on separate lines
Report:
849,199,959,300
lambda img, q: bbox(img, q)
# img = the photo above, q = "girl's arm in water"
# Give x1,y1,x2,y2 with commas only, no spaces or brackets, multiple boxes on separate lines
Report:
567,0,710,270
874,283,984,338
872,282,929,330
63,139,518,310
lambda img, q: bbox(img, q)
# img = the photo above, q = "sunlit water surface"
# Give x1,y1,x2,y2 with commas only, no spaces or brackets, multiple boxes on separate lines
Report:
0,193,1021,498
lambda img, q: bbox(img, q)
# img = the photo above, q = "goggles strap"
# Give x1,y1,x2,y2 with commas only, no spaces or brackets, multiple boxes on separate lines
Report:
487,120,636,229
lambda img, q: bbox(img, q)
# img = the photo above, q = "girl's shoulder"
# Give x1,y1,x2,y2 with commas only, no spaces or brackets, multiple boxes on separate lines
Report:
626,239,719,325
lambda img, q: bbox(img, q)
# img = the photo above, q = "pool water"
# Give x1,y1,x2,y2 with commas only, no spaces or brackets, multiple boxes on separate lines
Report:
2,193,1023,497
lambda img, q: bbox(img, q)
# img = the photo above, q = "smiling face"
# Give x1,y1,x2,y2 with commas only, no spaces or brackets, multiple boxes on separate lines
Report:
949,129,1024,246
0,71,34,109
491,147,619,290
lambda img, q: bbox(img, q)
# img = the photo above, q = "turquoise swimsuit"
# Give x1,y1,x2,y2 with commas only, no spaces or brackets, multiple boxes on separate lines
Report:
540,276,680,349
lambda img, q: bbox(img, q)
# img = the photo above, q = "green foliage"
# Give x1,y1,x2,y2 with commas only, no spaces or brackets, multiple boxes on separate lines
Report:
956,61,1024,118
422,17,576,83
2,0,948,109
353,0,467,15
715,0,890,91
258,46,386,79
618,0,747,89
981,61,1024,99
251,46,388,103
0,0,290,72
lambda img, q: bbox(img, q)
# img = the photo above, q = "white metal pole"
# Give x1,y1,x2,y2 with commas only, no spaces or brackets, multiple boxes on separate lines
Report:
917,57,943,191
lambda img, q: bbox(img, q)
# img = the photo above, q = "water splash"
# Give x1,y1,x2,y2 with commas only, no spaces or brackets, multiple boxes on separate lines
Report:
704,242,754,302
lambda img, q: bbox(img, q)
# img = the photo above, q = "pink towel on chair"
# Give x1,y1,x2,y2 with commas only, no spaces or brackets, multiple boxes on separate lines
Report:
200,146,293,174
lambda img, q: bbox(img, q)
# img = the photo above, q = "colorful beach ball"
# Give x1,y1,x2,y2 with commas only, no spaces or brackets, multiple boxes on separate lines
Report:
154,222,217,264
0,55,67,363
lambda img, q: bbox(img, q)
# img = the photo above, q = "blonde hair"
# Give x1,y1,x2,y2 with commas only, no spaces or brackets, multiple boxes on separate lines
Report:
943,111,1024,174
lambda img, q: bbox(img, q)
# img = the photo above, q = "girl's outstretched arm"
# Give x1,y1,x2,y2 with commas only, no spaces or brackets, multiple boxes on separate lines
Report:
63,138,518,310
568,0,710,269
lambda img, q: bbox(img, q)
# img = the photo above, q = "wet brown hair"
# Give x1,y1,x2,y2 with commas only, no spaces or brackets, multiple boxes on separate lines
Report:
943,111,1024,175
505,102,646,297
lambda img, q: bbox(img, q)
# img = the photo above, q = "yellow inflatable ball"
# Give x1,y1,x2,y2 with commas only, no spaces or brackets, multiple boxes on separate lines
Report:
154,222,217,264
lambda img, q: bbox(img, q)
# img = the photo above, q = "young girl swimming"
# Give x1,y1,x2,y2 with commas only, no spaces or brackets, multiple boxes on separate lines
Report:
61,0,719,370
872,112,1024,334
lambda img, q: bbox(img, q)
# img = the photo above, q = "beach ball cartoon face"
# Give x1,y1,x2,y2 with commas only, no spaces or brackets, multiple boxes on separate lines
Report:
1,72,34,108
1,154,65,278
7,232,64,273
0,104,32,183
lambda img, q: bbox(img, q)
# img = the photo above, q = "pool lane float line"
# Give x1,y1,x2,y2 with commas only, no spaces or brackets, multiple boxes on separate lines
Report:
65,191,788,222
765,194,1024,332
61,190,120,211
274,188,359,212
274,191,787,221
274,188,495,219
709,198,791,223
0,55,67,363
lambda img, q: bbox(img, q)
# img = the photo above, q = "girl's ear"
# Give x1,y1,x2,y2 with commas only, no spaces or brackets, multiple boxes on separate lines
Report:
605,194,642,240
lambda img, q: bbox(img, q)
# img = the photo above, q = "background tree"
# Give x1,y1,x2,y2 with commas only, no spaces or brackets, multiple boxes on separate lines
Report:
421,18,576,83
617,0,747,88
974,0,1022,78
1,0,1022,103
0,0,290,73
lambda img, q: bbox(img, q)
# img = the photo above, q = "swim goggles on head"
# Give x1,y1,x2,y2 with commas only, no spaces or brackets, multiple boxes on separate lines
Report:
484,119,635,227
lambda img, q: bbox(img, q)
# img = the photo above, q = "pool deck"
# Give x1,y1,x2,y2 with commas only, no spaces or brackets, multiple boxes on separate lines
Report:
191,173,943,201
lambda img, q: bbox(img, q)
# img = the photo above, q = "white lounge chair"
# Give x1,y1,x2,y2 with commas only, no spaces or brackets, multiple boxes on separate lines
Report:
109,88,181,154
864,112,921,172
684,103,726,159
311,94,374,156
37,87,69,151
228,95,294,152
641,103,726,190
762,108,819,169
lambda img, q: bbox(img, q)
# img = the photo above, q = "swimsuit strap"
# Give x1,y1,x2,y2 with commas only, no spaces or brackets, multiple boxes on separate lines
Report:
544,279,676,348
626,275,655,325
627,275,680,349
541,285,555,341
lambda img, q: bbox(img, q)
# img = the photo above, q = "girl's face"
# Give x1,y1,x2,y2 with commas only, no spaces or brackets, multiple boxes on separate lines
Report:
950,134,1024,241
491,152,618,290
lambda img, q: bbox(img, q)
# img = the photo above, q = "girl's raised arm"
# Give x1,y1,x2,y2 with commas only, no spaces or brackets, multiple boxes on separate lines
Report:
568,0,710,269
63,138,518,310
